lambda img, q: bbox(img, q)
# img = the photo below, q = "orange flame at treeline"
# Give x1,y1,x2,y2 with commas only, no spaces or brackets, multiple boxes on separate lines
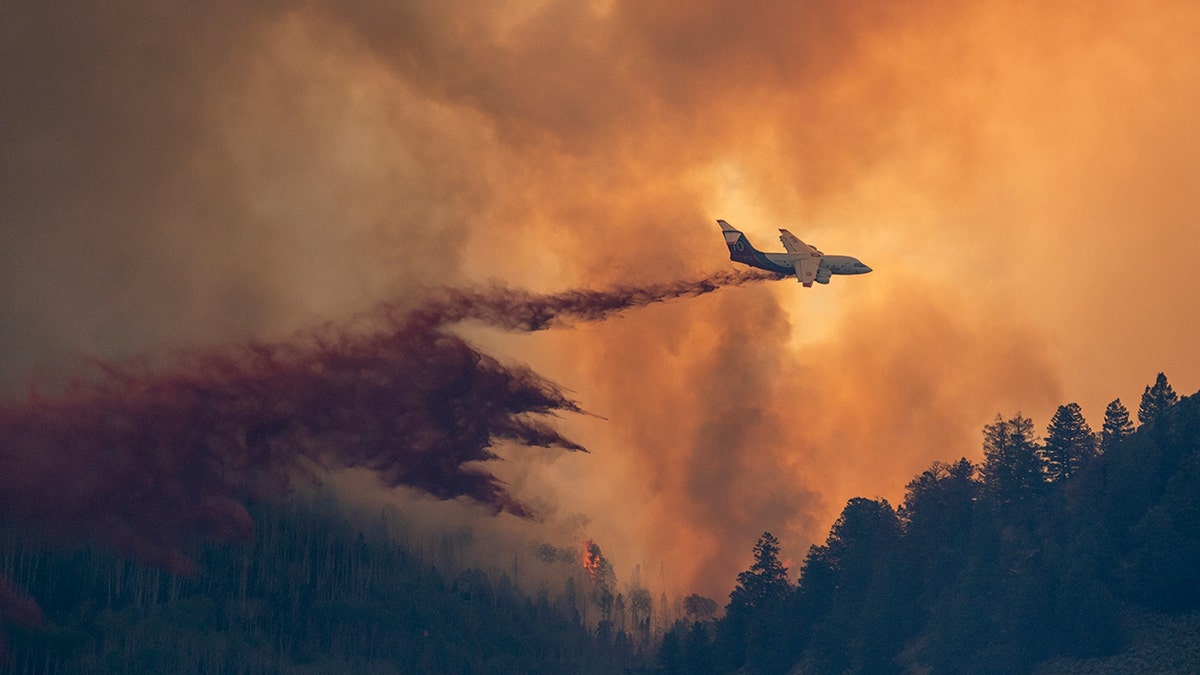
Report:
581,539,604,585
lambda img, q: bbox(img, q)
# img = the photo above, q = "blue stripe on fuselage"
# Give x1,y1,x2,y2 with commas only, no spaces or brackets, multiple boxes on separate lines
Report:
749,250,795,275
727,233,794,275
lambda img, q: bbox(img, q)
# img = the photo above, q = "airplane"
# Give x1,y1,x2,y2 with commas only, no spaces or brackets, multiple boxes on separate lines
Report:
718,219,872,287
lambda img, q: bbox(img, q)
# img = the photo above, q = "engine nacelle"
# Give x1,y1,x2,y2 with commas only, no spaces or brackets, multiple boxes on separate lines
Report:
815,267,832,284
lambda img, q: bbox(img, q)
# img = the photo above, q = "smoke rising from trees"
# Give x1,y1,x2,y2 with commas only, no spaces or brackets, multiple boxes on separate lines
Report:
6,0,1200,611
0,271,779,630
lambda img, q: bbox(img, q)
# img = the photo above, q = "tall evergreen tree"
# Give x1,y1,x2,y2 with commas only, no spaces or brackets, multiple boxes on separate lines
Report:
1138,372,1178,427
1100,398,1134,453
724,532,794,674
902,459,977,538
981,413,1046,505
728,532,791,612
1043,403,1097,482
803,499,904,674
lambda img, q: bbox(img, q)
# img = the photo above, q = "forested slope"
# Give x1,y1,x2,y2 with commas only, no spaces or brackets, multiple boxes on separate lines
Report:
663,377,1200,674
4,379,1198,674
0,495,625,674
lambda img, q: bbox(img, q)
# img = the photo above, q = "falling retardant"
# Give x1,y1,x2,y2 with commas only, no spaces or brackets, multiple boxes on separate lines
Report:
0,268,780,636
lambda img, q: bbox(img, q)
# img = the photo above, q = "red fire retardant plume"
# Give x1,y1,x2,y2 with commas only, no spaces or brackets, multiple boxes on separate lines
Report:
0,269,779,635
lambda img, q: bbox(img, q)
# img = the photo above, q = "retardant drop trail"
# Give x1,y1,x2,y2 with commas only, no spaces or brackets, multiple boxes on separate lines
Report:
0,270,782,630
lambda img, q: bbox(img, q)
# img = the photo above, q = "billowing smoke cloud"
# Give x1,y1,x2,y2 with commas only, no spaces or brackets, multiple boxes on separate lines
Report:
6,0,1200,608
0,271,776,625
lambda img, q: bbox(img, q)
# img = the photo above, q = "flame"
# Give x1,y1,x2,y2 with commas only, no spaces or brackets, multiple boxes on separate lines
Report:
581,538,604,585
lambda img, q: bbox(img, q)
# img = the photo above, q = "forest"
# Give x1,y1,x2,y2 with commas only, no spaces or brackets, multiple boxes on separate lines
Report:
660,373,1200,674
2,374,1199,673
0,490,646,674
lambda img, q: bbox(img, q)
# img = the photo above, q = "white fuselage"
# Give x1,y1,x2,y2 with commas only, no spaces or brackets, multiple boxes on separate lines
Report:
762,253,872,276
719,219,872,285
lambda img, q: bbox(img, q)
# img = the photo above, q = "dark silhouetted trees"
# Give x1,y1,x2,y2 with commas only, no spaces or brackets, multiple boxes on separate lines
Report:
668,377,1200,675
728,533,790,613
902,458,977,543
0,495,628,674
1139,372,1178,427
9,378,1200,674
980,413,1045,506
723,532,794,675
1043,402,1096,482
900,458,978,612
682,594,717,622
1101,398,1135,452
803,498,904,674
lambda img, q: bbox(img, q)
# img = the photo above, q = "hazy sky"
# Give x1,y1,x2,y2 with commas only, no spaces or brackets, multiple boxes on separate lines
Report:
4,0,1200,599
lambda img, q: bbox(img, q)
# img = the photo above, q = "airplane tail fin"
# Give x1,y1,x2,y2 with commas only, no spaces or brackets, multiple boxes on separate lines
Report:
717,220,760,266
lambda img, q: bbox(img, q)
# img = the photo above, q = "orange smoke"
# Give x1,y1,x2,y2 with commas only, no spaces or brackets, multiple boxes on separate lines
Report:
5,0,1200,603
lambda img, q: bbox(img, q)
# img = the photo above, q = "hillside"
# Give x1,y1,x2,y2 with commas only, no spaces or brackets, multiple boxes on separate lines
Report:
1034,610,1200,674
0,495,635,674
662,380,1200,674
3,381,1198,674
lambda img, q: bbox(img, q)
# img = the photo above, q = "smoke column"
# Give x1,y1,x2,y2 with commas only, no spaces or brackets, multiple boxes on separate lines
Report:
0,269,779,632
7,0,1200,625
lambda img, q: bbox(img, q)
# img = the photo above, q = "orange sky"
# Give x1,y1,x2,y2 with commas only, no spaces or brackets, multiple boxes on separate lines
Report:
4,1,1200,600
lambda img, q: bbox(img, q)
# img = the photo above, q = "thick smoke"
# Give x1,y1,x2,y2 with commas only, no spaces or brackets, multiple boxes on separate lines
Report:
0,271,777,628
7,0,1200,616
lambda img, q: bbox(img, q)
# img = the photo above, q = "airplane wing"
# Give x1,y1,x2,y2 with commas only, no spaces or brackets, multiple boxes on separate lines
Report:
794,256,819,287
779,229,823,256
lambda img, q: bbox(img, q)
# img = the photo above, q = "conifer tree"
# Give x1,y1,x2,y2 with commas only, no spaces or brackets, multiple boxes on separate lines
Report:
729,532,790,611
981,413,1046,505
724,532,794,674
1100,398,1134,453
1043,403,1096,482
801,499,904,674
1138,372,1178,427
901,458,978,547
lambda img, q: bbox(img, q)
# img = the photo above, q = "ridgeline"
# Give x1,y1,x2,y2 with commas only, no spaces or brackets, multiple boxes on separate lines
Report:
3,376,1199,673
662,374,1200,674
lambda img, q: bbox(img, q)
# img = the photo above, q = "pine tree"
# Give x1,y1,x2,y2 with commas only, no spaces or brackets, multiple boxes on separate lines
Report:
901,458,978,550
724,532,794,674
1043,403,1096,482
981,413,1046,505
802,499,904,674
729,532,790,611
1100,398,1134,453
1138,372,1178,427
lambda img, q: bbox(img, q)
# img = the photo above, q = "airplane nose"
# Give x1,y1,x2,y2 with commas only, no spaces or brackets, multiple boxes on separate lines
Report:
860,264,872,273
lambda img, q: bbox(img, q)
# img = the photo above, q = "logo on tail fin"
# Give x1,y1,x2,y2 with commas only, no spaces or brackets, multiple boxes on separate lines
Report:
720,226,759,266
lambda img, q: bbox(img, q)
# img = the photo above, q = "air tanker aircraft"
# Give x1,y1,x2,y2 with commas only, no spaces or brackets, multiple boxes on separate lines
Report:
718,219,872,287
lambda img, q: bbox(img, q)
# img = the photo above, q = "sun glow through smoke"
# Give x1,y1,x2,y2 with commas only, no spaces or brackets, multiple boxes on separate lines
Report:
3,0,1200,605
